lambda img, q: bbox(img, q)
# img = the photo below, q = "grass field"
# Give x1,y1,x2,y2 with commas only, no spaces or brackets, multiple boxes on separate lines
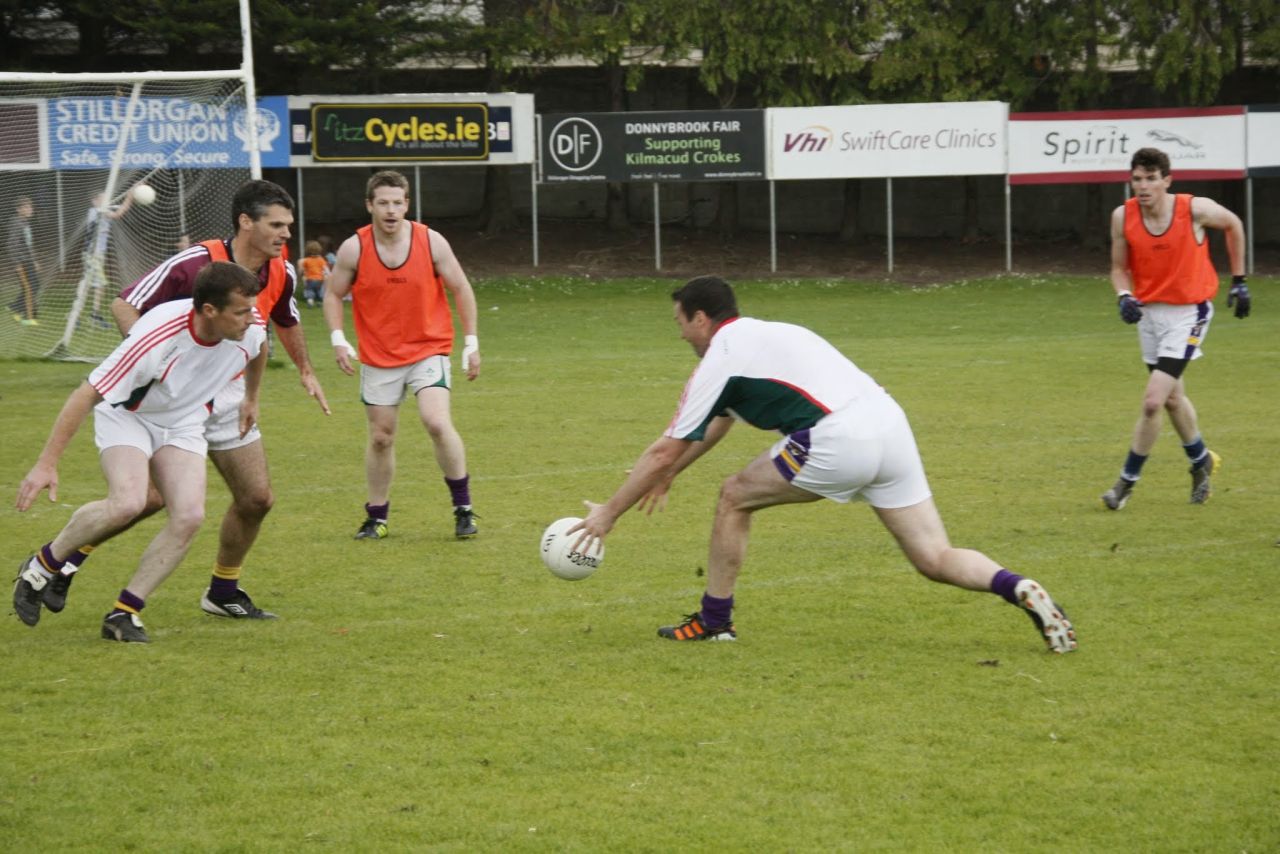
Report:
2,274,1277,851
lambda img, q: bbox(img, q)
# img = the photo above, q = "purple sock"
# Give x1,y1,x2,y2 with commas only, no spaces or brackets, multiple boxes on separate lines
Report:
365,501,389,521
990,569,1024,606
63,546,93,572
112,589,146,616
700,593,734,628
38,543,66,574
208,576,239,599
444,475,471,508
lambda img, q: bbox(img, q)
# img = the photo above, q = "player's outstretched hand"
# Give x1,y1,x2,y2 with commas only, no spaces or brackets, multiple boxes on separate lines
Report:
301,371,332,415
16,462,57,511
1118,292,1144,324
636,477,673,516
570,500,613,554
1227,276,1251,319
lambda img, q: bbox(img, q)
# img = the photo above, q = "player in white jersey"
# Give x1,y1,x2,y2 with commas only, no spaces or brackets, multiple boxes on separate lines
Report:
48,180,326,621
12,262,267,643
573,276,1076,653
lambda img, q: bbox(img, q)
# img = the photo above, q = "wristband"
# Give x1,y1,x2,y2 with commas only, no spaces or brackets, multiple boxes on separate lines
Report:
1231,274,1247,286
464,334,479,348
330,329,351,349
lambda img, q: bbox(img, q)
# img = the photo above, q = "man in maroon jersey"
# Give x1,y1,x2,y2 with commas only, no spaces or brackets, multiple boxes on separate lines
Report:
35,180,329,623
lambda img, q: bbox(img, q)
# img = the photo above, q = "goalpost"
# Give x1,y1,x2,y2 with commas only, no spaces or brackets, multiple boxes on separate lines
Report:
0,2,262,362
0,69,264,361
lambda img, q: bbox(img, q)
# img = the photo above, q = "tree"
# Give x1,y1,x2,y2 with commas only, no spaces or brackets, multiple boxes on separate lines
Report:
1126,0,1245,106
667,0,882,238
871,0,1046,242
506,1,677,231
1029,0,1125,248
0,1,59,69
255,0,479,94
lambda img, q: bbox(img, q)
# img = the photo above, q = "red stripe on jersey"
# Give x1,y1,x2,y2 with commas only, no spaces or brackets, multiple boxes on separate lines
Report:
93,314,189,395
765,378,831,414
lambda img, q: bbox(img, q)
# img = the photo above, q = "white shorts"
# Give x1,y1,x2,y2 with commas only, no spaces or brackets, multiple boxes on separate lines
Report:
361,354,451,406
769,392,932,509
204,375,261,452
94,403,207,458
1138,301,1213,365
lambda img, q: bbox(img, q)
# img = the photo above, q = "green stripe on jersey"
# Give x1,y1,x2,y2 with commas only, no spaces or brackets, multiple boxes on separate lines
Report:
685,376,827,439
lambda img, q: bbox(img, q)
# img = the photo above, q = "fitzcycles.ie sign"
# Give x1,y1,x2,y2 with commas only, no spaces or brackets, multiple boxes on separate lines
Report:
311,103,489,161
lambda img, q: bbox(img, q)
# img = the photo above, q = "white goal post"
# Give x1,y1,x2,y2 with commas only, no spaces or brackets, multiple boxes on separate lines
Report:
0,68,267,361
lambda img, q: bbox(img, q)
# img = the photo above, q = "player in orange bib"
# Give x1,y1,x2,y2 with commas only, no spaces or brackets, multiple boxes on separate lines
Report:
325,170,482,540
1102,147,1248,510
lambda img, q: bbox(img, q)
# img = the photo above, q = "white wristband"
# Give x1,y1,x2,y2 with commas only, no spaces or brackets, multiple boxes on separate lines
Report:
330,329,350,349
464,335,479,349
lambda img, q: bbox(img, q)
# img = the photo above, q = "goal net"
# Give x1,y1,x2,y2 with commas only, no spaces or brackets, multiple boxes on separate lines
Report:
0,71,259,361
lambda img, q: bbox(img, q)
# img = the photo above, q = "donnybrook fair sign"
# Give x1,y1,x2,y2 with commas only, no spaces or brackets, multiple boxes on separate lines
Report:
540,110,764,183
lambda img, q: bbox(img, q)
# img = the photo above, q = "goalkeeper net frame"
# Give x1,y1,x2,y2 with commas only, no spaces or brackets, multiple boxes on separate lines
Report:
0,68,263,362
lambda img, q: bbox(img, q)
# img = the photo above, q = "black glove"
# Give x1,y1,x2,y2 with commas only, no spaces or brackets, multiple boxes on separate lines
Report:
1227,275,1251,319
1117,292,1143,324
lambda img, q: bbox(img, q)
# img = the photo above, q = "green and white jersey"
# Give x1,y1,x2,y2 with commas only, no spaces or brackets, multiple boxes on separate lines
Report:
665,317,883,441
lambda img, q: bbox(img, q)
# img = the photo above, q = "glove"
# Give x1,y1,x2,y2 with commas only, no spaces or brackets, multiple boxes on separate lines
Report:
1227,275,1251,319
1117,292,1143,324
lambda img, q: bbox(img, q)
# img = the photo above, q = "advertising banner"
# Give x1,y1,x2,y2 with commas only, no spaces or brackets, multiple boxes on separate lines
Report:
1247,105,1280,176
288,93,535,167
310,102,489,162
49,95,289,170
539,110,765,183
767,102,1007,180
1009,107,1246,184
0,100,46,170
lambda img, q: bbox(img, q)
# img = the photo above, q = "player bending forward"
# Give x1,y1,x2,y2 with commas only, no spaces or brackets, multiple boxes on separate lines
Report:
573,276,1077,653
25,180,329,624
13,263,266,643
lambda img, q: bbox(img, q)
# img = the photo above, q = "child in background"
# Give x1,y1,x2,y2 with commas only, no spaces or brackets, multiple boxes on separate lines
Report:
299,240,329,307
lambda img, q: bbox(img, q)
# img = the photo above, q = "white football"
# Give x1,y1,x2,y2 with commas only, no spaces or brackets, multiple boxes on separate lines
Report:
132,183,156,206
539,517,604,581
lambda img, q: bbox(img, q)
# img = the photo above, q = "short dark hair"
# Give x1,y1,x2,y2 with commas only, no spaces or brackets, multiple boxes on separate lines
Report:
1131,147,1170,177
194,261,258,310
231,180,294,233
366,169,410,201
672,276,739,323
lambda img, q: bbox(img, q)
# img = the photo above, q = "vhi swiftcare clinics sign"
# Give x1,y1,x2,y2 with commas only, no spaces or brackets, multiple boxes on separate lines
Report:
311,103,489,161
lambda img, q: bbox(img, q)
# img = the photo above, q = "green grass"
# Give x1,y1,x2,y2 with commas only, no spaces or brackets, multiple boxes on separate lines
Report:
2,274,1277,851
